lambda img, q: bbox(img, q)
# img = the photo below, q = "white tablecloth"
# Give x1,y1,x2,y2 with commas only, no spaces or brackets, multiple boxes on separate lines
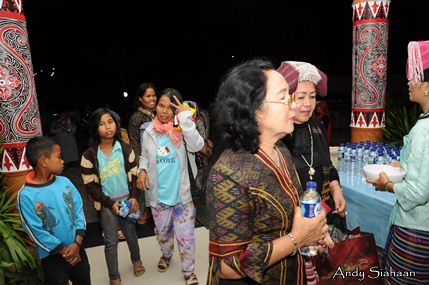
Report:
339,172,397,247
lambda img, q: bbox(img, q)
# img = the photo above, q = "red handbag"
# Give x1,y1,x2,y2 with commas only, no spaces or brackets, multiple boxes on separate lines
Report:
314,227,383,285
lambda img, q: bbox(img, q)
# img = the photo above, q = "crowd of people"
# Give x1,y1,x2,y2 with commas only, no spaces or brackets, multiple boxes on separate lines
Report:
16,40,429,285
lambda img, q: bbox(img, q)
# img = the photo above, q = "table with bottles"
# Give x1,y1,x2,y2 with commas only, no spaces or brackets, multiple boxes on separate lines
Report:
337,140,399,248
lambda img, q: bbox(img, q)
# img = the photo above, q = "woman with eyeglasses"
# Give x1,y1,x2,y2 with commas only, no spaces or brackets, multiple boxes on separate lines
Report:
206,58,332,285
278,61,347,230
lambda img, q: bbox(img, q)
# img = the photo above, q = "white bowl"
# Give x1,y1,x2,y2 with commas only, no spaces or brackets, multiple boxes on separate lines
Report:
363,164,406,183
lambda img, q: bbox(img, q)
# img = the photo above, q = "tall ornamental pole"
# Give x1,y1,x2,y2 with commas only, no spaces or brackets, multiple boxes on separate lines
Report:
0,1,42,195
351,0,390,143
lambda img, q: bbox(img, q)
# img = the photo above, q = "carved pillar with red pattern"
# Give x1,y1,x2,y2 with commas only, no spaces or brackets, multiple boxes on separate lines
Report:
0,1,42,195
351,0,390,143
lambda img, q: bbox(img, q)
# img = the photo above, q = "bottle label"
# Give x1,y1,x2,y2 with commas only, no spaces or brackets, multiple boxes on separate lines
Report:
301,199,321,218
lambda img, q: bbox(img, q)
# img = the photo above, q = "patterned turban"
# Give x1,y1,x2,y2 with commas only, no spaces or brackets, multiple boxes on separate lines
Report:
276,61,328,97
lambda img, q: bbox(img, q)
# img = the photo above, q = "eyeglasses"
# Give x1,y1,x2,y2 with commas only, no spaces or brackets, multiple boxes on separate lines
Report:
263,93,296,110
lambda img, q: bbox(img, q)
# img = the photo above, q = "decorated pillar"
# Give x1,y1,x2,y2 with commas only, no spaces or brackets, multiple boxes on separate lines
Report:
351,0,390,143
0,1,42,195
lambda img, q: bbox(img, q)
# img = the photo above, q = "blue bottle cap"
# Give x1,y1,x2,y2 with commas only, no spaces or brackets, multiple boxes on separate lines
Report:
306,181,317,189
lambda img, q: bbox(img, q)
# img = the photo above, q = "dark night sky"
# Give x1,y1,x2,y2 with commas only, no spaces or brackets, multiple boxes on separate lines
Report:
21,0,429,122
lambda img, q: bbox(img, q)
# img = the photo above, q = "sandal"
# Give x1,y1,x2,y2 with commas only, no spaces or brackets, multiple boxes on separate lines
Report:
132,260,145,277
184,273,199,285
157,256,171,272
110,279,122,285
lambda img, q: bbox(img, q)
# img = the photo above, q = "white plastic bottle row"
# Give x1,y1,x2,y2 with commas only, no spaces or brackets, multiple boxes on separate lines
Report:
337,141,402,176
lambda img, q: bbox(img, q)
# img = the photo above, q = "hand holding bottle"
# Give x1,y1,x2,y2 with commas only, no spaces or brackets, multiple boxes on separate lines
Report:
289,206,328,250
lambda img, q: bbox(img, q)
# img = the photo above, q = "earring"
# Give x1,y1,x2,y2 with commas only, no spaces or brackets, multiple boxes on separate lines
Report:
425,90,429,97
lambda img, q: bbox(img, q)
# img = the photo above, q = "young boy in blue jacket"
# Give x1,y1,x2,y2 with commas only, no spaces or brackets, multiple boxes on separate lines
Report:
16,136,91,285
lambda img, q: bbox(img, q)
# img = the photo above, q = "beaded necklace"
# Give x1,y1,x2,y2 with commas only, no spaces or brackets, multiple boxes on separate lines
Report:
301,124,315,180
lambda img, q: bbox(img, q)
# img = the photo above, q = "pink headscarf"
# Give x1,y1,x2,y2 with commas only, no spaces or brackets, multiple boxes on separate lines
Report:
407,40,429,83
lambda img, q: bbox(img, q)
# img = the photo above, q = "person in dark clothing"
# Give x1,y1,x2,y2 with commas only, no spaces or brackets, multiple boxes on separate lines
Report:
277,61,347,226
128,82,157,224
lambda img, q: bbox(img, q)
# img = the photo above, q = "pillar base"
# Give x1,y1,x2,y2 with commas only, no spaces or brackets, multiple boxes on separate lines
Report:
1,169,32,202
351,126,383,144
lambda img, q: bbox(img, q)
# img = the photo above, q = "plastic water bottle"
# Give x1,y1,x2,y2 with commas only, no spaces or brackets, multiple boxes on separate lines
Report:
344,142,351,174
350,145,357,176
337,143,345,173
385,144,391,155
390,153,398,163
376,149,386,165
368,147,377,164
385,150,392,164
356,145,363,173
362,145,369,166
299,181,321,257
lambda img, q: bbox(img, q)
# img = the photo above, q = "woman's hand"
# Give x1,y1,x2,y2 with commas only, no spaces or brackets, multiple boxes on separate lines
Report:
331,189,347,217
137,170,149,191
169,95,187,115
366,171,390,191
389,161,401,168
290,206,327,248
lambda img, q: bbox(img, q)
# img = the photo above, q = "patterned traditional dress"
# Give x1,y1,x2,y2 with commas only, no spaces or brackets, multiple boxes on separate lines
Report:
206,142,306,285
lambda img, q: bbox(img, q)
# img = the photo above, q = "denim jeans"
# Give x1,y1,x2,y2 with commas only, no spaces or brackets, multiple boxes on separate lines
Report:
100,206,141,280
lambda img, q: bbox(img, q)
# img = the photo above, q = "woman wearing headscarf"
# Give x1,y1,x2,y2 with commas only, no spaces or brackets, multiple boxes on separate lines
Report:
278,61,347,229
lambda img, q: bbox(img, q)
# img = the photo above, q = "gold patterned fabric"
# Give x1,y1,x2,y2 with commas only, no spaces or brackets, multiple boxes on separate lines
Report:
206,143,306,285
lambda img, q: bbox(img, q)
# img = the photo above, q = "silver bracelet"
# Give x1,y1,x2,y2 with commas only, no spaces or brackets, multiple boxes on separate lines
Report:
287,233,298,256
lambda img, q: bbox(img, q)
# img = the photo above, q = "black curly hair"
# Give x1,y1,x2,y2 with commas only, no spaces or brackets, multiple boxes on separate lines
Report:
211,58,274,153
